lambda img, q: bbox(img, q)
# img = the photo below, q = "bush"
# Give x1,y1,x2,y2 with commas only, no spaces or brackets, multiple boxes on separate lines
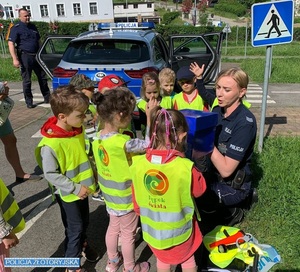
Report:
214,0,247,17
162,11,181,25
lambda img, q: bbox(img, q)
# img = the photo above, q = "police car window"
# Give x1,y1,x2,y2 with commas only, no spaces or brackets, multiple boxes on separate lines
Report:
154,39,163,62
63,40,150,64
44,38,71,54
173,37,208,55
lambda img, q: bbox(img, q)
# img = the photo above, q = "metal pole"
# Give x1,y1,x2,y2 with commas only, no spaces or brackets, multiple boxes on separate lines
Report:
194,0,197,26
244,23,248,58
126,0,128,22
269,46,273,78
225,30,228,55
258,45,272,152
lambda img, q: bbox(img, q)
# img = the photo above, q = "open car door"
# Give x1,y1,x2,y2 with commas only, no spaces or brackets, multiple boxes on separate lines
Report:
36,35,75,80
169,32,224,85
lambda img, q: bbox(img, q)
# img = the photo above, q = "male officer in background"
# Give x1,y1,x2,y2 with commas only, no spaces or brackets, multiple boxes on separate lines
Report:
8,8,50,109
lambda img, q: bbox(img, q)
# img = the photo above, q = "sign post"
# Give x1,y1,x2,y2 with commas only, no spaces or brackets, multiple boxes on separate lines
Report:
222,23,231,55
251,0,294,152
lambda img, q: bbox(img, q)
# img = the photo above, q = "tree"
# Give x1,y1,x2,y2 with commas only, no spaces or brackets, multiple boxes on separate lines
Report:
182,0,193,14
197,0,208,12
161,0,168,8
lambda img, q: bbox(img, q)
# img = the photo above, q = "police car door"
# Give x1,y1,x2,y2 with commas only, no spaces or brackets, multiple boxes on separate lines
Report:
169,32,224,85
36,35,75,79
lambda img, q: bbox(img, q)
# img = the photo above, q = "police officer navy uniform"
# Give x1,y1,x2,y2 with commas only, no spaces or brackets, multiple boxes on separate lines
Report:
8,8,50,109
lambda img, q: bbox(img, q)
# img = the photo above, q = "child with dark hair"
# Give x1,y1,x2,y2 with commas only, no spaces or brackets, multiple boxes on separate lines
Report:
173,66,208,111
35,85,99,272
130,107,207,272
92,87,157,272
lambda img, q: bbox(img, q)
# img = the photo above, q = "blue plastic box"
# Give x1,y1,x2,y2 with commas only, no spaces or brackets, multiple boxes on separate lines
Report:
180,109,218,158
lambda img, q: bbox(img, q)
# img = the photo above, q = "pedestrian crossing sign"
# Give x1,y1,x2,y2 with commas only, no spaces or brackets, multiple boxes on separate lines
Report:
251,0,294,47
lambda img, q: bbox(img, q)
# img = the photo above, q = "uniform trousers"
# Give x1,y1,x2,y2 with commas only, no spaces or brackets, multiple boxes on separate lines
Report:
19,52,50,105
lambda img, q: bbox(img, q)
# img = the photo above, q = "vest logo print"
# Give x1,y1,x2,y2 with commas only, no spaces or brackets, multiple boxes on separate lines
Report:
144,169,169,196
98,145,109,166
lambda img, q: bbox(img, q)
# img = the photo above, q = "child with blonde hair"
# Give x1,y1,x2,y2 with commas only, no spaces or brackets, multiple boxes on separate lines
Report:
137,72,172,136
158,68,176,97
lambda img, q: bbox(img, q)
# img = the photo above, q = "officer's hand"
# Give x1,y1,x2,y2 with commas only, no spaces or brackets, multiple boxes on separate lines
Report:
13,59,20,68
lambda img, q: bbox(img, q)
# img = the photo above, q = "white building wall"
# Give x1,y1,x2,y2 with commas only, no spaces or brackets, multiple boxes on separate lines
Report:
0,0,114,22
113,2,155,20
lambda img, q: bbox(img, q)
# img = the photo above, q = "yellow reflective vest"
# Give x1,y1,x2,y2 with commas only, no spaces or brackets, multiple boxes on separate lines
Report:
137,96,173,112
173,92,206,110
92,134,133,211
211,98,251,111
130,155,194,249
0,178,25,233
35,133,96,202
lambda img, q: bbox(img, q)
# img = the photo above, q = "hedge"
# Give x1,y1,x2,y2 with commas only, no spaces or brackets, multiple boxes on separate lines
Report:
1,19,299,43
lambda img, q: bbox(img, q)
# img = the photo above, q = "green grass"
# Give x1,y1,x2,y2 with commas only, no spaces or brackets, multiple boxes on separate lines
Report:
239,58,300,83
239,137,300,270
224,42,299,56
221,41,300,83
0,56,23,82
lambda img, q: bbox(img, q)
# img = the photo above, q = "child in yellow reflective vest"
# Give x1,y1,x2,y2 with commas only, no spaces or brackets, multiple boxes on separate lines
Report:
92,87,157,272
35,86,99,272
130,108,207,272
159,68,176,98
173,65,209,111
137,72,172,137
0,177,25,272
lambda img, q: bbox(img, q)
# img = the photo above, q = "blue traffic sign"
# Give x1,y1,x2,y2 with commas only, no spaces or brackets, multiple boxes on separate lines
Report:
251,0,294,47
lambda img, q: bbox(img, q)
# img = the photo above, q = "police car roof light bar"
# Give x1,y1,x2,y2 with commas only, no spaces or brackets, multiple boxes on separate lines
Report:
98,22,155,30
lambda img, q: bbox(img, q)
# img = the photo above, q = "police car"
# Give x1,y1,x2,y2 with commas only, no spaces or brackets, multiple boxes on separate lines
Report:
36,22,223,97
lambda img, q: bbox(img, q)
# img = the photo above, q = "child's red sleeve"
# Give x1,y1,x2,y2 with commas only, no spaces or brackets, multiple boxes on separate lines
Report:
191,167,207,198
131,184,140,215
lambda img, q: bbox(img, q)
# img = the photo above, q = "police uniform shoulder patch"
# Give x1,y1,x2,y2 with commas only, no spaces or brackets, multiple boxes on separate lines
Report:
246,116,254,123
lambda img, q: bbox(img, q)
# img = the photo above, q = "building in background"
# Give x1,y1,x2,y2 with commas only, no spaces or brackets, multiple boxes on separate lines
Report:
0,0,114,22
0,1,158,23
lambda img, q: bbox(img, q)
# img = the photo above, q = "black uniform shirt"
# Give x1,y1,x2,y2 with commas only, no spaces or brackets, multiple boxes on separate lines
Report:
8,21,40,53
213,103,257,175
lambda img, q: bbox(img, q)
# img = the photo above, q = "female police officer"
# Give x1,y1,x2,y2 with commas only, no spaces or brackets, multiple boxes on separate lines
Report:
190,62,257,229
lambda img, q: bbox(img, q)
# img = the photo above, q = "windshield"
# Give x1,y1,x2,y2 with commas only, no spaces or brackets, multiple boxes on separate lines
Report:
63,39,150,64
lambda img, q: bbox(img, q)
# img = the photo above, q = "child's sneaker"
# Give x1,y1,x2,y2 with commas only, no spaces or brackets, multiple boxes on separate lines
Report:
106,253,123,272
82,242,100,263
123,262,150,272
92,192,105,202
135,227,142,242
